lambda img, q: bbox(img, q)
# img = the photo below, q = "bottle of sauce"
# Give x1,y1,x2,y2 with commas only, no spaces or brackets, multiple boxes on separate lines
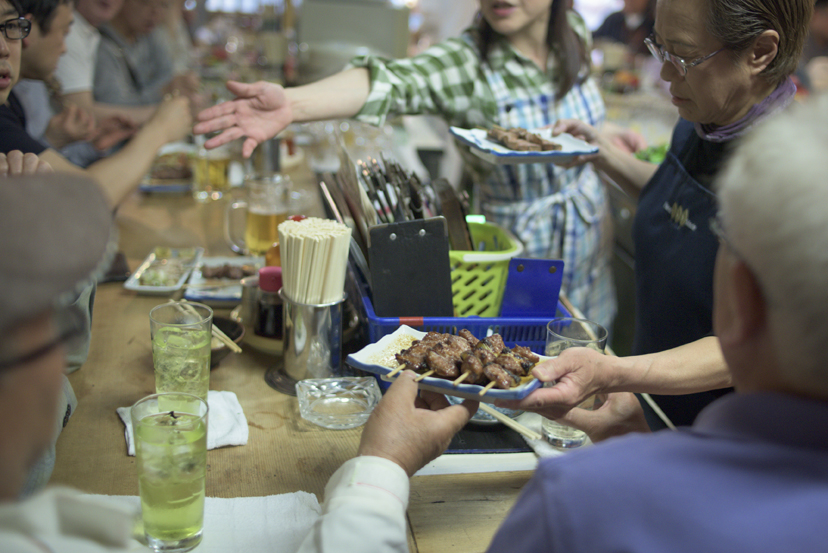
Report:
255,266,283,339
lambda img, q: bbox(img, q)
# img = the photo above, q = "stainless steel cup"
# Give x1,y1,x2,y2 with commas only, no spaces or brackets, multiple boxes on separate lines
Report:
239,276,259,333
280,290,345,381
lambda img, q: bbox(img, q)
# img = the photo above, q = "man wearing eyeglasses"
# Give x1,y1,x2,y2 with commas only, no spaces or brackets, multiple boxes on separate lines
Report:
0,174,141,552
0,0,192,208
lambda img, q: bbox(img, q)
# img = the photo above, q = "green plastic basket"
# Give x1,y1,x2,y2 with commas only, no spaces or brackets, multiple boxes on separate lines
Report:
449,222,524,317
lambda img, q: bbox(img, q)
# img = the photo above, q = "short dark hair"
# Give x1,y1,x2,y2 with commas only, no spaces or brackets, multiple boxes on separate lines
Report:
18,0,73,33
706,0,813,85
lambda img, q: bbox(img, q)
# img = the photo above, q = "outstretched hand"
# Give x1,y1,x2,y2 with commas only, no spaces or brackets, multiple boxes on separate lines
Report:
193,80,292,158
495,346,611,419
0,151,53,176
358,371,478,477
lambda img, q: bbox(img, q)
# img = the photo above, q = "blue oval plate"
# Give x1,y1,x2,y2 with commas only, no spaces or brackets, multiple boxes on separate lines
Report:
345,325,547,403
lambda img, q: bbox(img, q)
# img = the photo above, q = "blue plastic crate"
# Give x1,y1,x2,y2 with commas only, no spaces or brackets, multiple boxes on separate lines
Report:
356,274,569,355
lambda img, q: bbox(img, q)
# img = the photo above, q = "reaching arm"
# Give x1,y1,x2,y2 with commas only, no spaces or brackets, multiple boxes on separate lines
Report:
498,336,731,418
38,96,192,207
61,91,156,125
194,68,371,158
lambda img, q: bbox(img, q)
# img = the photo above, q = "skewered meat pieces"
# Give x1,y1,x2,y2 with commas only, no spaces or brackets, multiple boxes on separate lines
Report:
486,125,563,152
425,350,460,378
511,345,540,364
458,329,478,347
395,332,446,371
483,362,521,390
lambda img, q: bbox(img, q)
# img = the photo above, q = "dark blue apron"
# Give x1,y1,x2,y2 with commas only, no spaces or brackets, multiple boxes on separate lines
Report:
632,119,731,428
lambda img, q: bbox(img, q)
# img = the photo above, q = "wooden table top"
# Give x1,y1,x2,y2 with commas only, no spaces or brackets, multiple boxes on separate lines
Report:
50,160,534,553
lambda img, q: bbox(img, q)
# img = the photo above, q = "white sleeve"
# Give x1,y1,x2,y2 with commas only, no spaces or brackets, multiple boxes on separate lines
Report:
296,456,410,553
53,23,99,94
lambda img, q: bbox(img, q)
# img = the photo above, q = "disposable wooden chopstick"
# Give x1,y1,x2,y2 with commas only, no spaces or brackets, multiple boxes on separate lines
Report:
176,300,242,353
478,404,542,441
558,294,675,431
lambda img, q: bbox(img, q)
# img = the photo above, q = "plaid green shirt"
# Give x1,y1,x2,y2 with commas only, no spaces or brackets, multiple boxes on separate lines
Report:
348,12,615,329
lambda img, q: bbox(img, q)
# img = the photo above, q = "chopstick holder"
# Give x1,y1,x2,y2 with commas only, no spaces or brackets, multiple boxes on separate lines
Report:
117,390,249,456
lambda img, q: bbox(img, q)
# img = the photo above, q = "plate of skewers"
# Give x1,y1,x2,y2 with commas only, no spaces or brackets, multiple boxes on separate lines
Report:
345,325,549,403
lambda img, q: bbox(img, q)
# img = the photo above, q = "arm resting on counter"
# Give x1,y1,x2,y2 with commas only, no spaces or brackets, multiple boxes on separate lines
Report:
296,456,410,553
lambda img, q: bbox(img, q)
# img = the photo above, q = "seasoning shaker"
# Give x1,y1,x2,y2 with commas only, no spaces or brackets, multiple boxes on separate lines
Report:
256,266,283,339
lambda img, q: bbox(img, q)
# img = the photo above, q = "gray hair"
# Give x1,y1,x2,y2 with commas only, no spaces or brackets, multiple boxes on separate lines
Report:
717,94,828,394
706,0,812,85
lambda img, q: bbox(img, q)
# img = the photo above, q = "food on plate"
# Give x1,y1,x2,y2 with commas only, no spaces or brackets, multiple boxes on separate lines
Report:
395,330,540,389
487,125,563,152
150,152,192,180
139,258,188,286
200,263,258,279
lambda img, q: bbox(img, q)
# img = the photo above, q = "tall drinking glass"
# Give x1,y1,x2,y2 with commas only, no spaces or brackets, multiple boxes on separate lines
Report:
150,302,213,401
542,317,608,448
131,392,208,553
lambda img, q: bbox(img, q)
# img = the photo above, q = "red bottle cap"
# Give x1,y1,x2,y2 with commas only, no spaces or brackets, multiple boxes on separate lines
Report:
258,266,283,292
288,215,307,222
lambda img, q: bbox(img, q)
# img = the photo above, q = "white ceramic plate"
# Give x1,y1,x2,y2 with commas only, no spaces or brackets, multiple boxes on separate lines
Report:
183,256,263,304
345,325,547,403
124,247,204,295
449,127,598,165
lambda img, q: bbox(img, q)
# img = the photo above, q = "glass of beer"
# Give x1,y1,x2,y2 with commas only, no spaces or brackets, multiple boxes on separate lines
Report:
192,143,232,202
542,318,608,449
131,392,208,553
225,173,293,256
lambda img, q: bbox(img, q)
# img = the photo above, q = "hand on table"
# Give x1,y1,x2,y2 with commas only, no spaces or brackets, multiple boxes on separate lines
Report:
90,115,139,151
0,150,53,176
193,80,292,158
358,371,478,477
44,103,96,149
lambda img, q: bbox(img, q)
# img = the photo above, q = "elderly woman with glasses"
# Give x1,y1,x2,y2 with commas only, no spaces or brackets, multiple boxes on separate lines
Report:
497,0,813,437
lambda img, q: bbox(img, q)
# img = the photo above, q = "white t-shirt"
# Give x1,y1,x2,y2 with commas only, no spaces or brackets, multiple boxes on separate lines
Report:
53,11,101,94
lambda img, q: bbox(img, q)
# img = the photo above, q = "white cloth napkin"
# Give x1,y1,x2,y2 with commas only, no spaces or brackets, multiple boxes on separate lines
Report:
515,412,592,458
83,492,322,553
117,390,249,456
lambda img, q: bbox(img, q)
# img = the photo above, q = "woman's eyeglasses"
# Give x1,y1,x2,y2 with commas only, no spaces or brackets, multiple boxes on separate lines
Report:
0,17,31,40
644,36,724,76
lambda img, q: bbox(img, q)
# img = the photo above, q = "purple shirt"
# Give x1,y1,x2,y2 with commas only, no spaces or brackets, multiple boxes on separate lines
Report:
488,392,828,553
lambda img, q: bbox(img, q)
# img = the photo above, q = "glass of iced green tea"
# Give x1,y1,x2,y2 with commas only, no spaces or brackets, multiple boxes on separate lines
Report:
150,302,212,401
131,392,208,552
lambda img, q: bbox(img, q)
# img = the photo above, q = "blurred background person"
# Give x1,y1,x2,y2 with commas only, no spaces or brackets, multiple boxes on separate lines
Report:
593,0,655,55
797,0,828,93
95,0,200,108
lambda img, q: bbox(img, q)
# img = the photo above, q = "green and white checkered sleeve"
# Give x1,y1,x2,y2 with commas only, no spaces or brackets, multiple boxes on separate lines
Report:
346,39,481,127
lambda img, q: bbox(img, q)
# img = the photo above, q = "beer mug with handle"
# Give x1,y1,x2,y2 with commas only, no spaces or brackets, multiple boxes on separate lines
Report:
225,173,293,256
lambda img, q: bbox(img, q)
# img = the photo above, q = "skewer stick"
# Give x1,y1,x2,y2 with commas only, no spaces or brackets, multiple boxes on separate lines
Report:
478,404,541,441
386,364,406,378
452,372,471,386
415,370,435,382
175,300,242,353
478,381,497,396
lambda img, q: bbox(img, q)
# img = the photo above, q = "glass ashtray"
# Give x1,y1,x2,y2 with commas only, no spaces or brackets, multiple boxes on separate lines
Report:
295,377,381,430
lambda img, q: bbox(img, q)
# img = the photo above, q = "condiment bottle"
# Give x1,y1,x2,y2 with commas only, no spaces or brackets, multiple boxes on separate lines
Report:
255,266,283,339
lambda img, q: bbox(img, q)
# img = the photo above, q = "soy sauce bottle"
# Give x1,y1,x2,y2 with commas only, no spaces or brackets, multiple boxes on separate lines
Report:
255,266,283,339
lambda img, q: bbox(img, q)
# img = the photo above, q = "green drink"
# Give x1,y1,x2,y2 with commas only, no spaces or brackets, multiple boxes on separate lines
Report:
150,302,213,401
132,393,209,553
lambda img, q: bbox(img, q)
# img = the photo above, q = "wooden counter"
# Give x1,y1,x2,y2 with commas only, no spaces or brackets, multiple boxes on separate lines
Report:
50,159,533,553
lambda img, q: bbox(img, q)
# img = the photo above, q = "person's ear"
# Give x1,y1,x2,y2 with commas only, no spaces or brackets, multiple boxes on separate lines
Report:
21,14,35,47
719,260,767,346
748,29,779,76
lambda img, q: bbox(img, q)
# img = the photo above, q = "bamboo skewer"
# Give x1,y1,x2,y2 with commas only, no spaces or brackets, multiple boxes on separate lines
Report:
452,372,470,386
175,300,242,353
386,364,406,378
478,404,541,441
478,381,497,396
415,370,435,382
